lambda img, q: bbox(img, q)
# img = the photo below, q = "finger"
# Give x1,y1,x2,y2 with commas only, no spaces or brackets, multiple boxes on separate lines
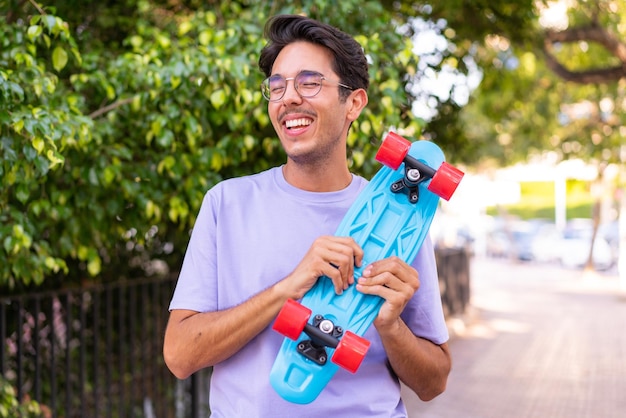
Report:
351,243,364,269
324,267,345,295
329,237,363,269
318,254,349,294
357,271,397,294
309,236,364,293
327,255,352,287
324,239,362,287
363,257,419,290
328,261,350,293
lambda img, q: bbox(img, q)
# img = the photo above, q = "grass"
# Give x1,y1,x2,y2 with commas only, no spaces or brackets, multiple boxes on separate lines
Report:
487,180,594,220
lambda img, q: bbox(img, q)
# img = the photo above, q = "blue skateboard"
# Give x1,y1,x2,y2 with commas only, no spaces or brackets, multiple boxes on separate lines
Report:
270,132,464,404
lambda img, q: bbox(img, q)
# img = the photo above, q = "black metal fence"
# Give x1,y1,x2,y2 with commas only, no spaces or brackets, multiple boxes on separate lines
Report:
0,276,198,418
1,249,470,417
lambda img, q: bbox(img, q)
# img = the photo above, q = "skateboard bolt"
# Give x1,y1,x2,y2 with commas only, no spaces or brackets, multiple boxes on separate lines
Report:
406,168,421,182
319,319,334,334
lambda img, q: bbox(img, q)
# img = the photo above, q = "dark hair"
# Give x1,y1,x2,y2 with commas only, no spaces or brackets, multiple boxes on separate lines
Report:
258,15,369,99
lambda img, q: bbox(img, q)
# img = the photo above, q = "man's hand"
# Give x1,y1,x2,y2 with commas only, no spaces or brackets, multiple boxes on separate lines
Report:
356,256,419,331
280,236,364,299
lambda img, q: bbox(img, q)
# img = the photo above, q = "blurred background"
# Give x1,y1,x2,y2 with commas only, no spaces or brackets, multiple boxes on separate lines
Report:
432,157,622,274
3,0,625,293
1,0,625,416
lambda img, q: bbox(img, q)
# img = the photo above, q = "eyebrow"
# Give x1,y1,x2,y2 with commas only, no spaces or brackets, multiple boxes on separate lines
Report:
271,69,321,77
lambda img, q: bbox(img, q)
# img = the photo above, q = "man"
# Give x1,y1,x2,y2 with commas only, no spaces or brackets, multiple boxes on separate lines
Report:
164,14,451,417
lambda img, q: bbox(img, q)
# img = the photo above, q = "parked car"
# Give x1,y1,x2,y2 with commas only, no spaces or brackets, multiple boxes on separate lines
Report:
486,218,549,261
531,219,613,270
560,220,613,270
487,218,614,271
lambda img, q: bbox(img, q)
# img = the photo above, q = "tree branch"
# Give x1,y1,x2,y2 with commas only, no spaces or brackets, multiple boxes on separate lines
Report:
545,23,626,61
543,23,626,84
27,0,46,15
88,97,135,119
543,47,626,84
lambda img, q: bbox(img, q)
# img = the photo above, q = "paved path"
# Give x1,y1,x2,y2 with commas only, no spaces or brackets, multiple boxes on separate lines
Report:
403,257,626,418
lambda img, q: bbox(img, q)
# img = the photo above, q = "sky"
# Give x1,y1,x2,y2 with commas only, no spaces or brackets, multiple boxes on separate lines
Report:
407,17,482,121
409,1,569,121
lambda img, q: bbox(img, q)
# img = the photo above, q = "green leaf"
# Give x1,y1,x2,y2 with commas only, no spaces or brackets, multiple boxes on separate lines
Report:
129,35,143,49
211,152,223,171
157,129,174,148
145,200,162,220
9,81,25,101
52,46,68,72
43,15,57,32
13,119,24,134
32,137,44,153
244,135,255,150
210,89,227,109
102,166,117,185
87,256,101,276
46,149,64,168
16,184,30,204
23,144,37,161
157,155,176,174
27,25,43,42
198,30,211,46
178,21,193,36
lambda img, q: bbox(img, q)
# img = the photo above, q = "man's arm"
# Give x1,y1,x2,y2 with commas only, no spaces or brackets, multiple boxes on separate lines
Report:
163,236,364,379
357,256,451,400
164,283,288,379
378,319,451,400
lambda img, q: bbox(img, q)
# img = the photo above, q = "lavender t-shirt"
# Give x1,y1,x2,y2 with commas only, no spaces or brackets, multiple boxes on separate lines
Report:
169,166,448,417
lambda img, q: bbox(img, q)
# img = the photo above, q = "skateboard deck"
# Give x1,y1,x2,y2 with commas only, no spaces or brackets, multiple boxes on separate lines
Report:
270,132,464,404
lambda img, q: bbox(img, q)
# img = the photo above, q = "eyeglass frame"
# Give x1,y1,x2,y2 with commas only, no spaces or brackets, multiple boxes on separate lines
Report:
260,70,354,102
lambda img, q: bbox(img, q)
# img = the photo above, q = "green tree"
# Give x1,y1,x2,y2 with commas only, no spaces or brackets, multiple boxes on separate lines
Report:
382,0,539,161
461,0,626,165
10,0,614,287
1,1,89,287
457,0,626,269
1,0,427,289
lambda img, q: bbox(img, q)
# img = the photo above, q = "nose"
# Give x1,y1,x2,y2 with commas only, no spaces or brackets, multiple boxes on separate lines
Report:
281,78,302,105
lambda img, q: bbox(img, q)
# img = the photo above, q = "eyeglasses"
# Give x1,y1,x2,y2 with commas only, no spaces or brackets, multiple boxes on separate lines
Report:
261,70,354,102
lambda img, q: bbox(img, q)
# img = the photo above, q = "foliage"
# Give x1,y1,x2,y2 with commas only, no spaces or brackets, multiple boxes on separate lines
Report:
5,0,620,287
467,0,626,271
459,1,626,167
1,2,89,288
381,0,540,162
0,0,426,289
0,376,44,418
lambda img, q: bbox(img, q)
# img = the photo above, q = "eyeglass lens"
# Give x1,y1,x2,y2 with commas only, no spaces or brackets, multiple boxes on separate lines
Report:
263,71,323,101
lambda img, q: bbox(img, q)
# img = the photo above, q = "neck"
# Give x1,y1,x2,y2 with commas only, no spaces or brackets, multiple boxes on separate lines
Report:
282,161,352,192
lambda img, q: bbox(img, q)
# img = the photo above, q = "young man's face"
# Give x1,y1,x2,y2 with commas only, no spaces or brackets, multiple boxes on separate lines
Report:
267,41,356,166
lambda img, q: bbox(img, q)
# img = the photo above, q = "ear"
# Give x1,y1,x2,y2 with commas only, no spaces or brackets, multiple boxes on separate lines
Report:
346,89,369,122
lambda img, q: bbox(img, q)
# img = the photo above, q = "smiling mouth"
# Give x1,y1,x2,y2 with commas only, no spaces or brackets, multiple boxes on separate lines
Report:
285,118,312,129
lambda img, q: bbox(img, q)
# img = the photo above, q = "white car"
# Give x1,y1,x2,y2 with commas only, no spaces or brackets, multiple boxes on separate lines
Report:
559,225,613,270
531,221,613,270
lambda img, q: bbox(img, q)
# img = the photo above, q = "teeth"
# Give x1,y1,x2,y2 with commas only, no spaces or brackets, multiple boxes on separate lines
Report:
285,118,312,129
